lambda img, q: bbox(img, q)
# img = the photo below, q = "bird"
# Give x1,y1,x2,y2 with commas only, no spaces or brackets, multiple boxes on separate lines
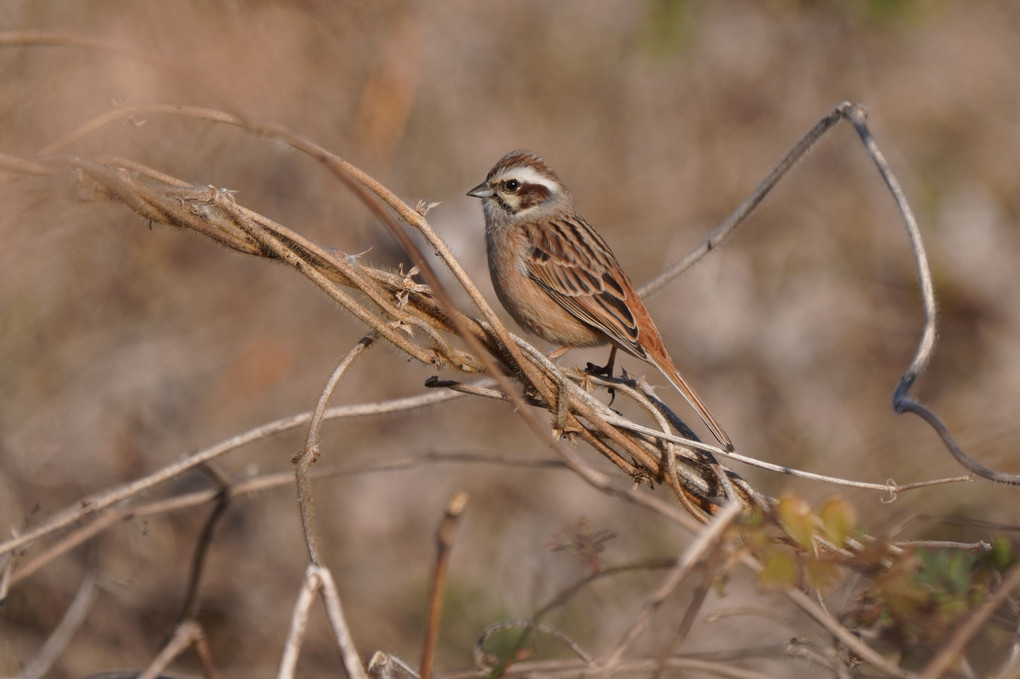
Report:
467,149,733,452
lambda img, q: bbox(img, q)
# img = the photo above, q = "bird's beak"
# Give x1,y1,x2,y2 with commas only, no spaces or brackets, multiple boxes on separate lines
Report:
467,182,494,199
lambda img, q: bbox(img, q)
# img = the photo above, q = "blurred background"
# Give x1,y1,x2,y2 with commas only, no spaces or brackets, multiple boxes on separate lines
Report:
1,1,1019,676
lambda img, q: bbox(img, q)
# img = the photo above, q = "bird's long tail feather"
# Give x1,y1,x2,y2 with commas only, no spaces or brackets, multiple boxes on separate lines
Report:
652,359,734,452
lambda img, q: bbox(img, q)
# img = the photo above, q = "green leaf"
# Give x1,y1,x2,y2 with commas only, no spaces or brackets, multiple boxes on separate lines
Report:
820,496,856,547
759,552,799,589
776,494,815,549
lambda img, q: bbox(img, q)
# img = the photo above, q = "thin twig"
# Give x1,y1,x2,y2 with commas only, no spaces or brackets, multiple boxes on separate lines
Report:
640,102,856,297
278,566,318,679
475,620,595,670
369,652,420,679
139,619,218,679
842,105,1020,486
0,550,14,602
532,559,677,623
420,491,469,679
176,483,230,623
894,540,991,552
598,408,968,494
277,565,369,679
295,334,376,565
317,566,371,679
19,567,98,679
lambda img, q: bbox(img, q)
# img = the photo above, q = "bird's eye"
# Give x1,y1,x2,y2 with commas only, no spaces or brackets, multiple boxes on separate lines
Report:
503,179,520,192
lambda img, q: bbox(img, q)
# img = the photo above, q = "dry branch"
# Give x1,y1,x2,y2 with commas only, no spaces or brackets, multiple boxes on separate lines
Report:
3,105,755,523
420,491,469,679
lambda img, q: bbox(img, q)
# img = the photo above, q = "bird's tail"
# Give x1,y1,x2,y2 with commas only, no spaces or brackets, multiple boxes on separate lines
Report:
651,355,734,452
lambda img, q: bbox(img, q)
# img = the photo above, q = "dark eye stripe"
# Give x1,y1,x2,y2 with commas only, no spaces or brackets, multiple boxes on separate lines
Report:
517,183,549,209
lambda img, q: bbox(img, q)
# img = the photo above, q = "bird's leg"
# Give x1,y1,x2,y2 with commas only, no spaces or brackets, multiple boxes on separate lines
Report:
548,344,573,360
585,346,618,405
586,346,618,378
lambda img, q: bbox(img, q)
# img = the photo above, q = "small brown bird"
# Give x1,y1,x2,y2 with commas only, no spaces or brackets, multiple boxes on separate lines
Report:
468,149,733,451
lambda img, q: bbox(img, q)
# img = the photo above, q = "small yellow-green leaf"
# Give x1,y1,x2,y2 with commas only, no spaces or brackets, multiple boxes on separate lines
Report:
820,496,857,547
759,552,799,589
776,494,815,549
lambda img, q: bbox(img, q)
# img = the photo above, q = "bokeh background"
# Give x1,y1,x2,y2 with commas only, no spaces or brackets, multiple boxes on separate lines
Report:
2,1,1019,676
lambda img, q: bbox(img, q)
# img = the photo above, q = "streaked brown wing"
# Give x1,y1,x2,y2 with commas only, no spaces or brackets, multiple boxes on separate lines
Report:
523,216,647,359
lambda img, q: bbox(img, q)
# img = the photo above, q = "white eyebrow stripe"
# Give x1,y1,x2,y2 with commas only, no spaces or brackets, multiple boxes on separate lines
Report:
498,165,559,192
